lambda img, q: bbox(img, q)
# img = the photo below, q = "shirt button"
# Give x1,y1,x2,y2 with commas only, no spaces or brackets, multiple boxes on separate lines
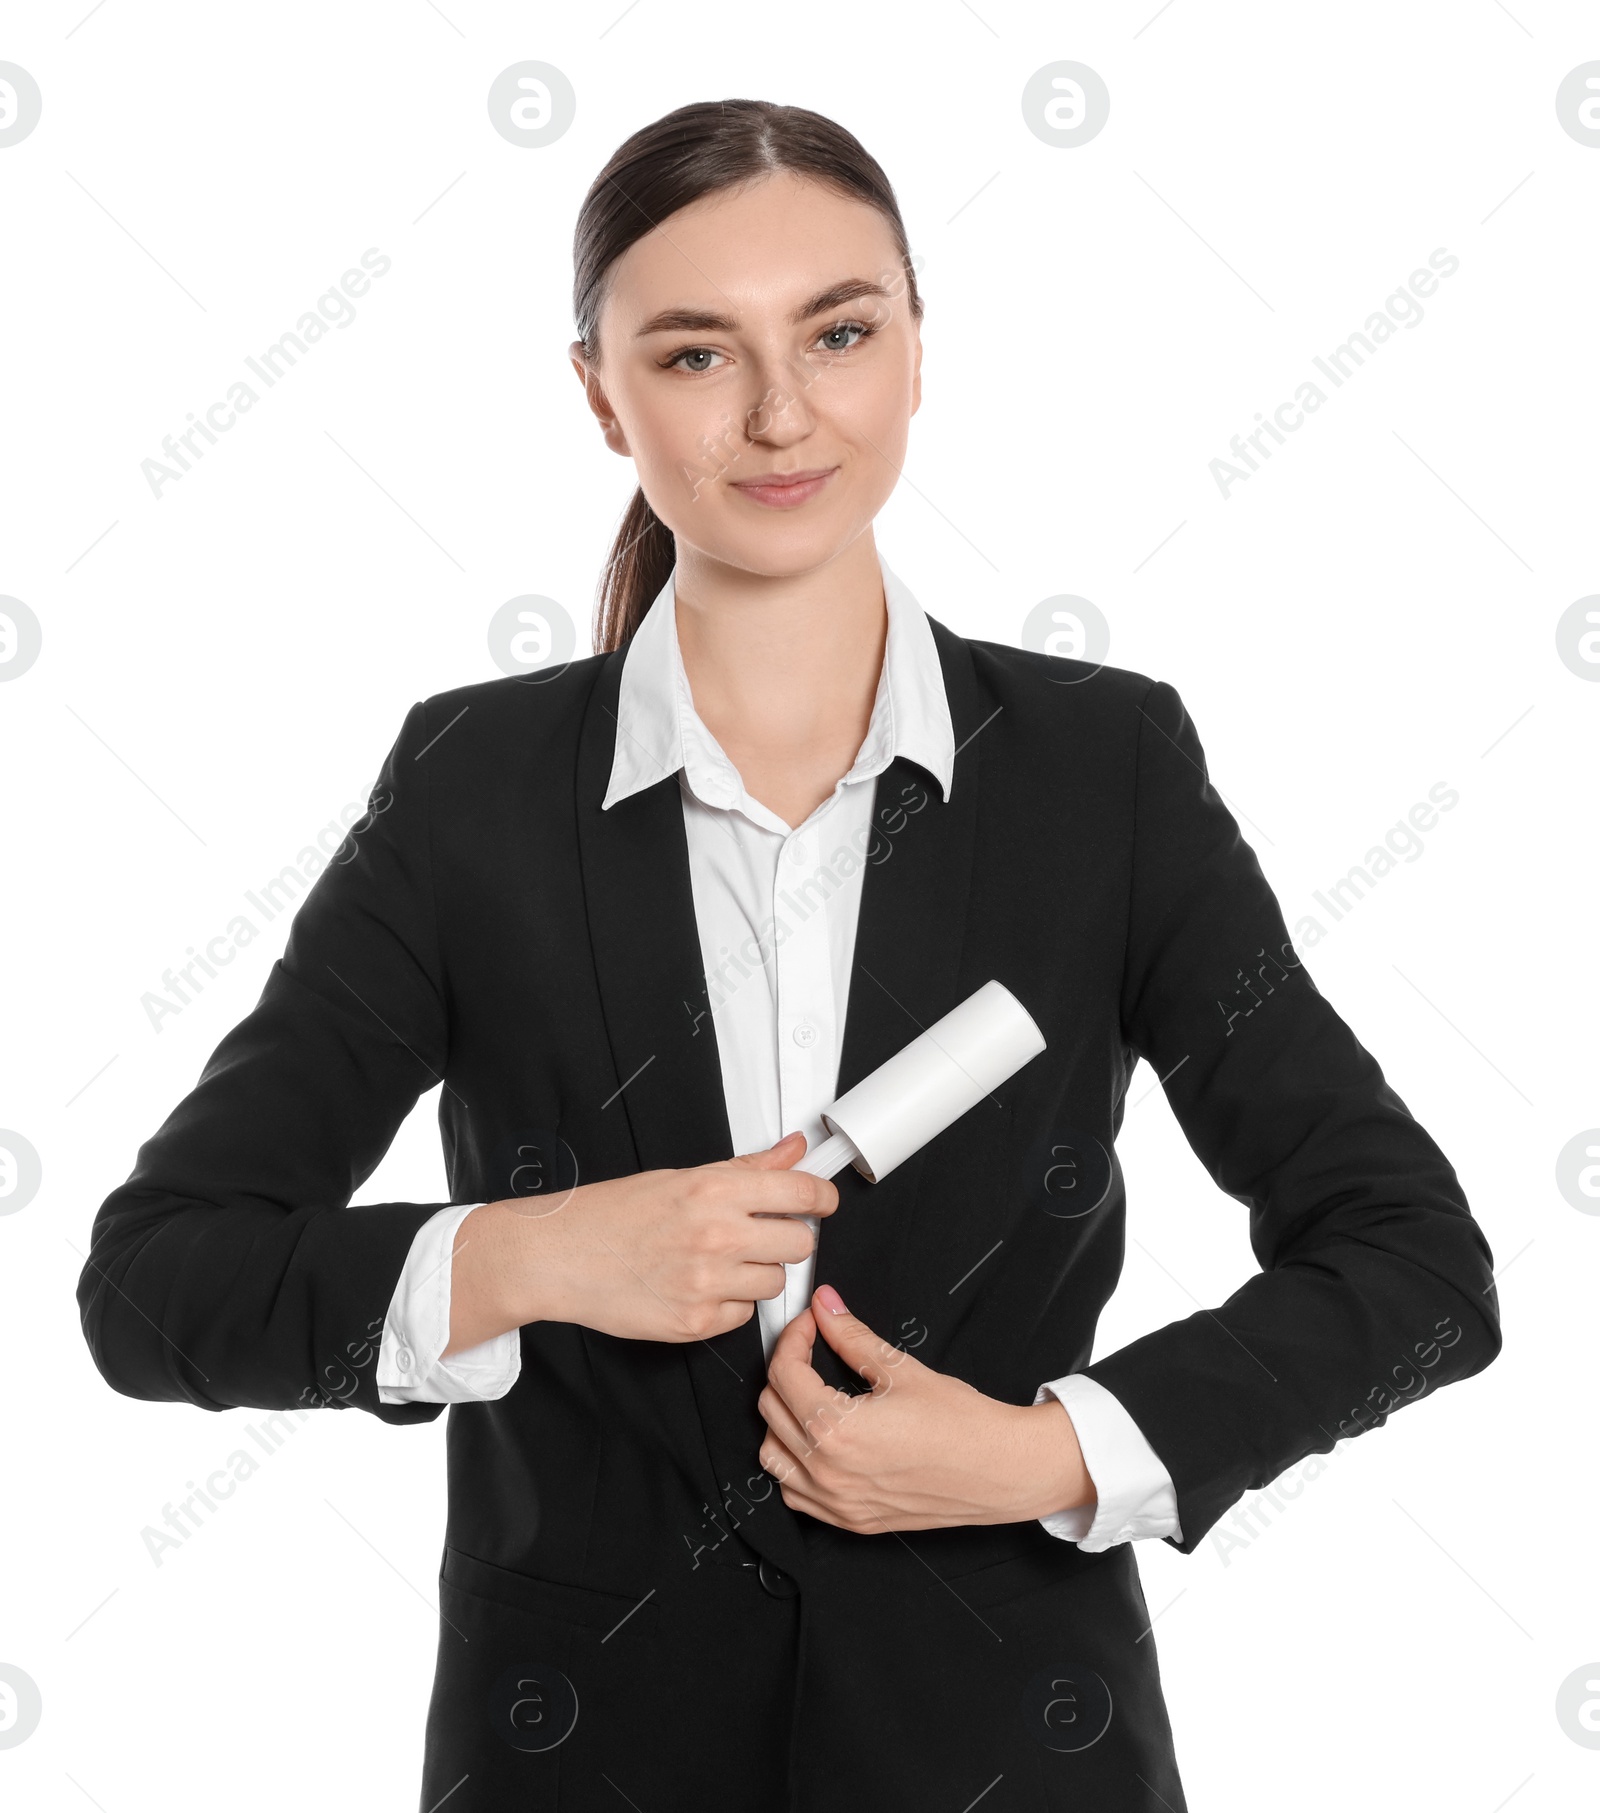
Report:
787,838,808,866
395,1348,414,1374
791,1021,819,1049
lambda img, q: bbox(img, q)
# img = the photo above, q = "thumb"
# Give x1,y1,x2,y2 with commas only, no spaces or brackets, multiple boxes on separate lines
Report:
729,1129,808,1170
811,1284,894,1389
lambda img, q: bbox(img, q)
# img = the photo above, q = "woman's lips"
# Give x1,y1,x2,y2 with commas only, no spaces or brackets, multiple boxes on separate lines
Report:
728,466,837,509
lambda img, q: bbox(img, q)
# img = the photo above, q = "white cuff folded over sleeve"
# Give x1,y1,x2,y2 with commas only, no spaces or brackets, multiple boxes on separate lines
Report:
376,1202,523,1405
1032,1372,1184,1550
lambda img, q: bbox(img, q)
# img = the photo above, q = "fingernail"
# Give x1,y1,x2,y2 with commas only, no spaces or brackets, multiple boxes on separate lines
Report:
816,1283,847,1315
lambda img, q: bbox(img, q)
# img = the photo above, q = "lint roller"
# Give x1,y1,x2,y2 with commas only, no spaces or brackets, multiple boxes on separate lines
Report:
794,979,1047,1183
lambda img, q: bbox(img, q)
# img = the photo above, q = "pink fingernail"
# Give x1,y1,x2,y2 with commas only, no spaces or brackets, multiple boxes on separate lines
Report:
816,1283,847,1315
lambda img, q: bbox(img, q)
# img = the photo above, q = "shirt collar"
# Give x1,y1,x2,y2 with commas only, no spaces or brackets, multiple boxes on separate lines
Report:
600,549,956,817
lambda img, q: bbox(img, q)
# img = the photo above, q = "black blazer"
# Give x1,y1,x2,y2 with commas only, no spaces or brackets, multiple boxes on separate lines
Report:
78,619,1501,1811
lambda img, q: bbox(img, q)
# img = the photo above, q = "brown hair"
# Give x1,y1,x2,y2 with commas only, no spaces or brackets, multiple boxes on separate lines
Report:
572,99,923,653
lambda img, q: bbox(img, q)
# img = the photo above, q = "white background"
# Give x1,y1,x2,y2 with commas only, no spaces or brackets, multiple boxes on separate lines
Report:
2,2,1595,1808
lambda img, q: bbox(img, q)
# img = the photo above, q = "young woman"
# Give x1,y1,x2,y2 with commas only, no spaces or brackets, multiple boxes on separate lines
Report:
79,100,1502,1811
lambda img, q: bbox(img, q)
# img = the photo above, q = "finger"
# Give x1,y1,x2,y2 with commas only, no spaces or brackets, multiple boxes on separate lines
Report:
763,1314,826,1425
729,1261,794,1303
756,1382,818,1467
657,1296,757,1345
719,1139,841,1216
810,1285,895,1391
767,1309,855,1428
770,1304,816,1370
741,1167,840,1218
738,1215,819,1268
727,1130,807,1169
756,1424,810,1488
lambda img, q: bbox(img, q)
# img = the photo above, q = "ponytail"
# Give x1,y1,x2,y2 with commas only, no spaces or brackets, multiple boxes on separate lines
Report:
595,487,676,655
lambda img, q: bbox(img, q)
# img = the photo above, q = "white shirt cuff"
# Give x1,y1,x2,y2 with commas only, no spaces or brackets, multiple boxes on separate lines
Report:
1032,1372,1183,1550
376,1202,522,1404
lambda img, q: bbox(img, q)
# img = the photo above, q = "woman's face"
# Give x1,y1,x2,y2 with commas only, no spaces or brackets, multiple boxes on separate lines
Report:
572,170,922,580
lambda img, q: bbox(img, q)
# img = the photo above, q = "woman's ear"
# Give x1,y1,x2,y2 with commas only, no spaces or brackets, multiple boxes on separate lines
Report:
568,341,632,456
910,320,923,418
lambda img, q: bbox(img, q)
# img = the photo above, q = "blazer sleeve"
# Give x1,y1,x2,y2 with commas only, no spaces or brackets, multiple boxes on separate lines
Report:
1082,678,1502,1554
76,699,461,1427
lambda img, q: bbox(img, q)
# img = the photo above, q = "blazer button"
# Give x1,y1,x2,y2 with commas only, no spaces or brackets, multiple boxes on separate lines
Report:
757,1558,799,1599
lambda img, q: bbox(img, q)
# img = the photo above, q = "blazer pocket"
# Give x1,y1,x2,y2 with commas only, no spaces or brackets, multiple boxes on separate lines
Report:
441,1545,661,1641
927,1542,1096,1615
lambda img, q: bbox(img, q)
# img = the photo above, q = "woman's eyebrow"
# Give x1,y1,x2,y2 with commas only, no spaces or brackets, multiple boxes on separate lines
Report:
633,277,894,338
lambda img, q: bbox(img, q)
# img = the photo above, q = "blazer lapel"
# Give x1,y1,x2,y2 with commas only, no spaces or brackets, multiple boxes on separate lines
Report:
808,618,986,1389
574,648,735,1174
573,648,811,1578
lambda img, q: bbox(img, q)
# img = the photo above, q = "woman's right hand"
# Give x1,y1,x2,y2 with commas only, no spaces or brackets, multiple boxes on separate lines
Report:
442,1130,839,1353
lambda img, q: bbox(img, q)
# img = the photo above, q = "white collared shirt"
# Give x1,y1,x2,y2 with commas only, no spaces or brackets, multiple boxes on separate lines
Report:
375,550,1181,1550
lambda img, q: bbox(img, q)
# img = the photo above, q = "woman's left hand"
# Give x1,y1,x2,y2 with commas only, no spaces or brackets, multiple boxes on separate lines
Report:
756,1284,1096,1533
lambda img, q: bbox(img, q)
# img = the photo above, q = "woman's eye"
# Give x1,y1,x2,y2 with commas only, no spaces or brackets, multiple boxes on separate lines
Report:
816,320,870,354
668,346,727,372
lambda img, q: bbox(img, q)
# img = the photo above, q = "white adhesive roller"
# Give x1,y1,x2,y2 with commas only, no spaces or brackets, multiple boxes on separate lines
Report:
794,979,1047,1184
